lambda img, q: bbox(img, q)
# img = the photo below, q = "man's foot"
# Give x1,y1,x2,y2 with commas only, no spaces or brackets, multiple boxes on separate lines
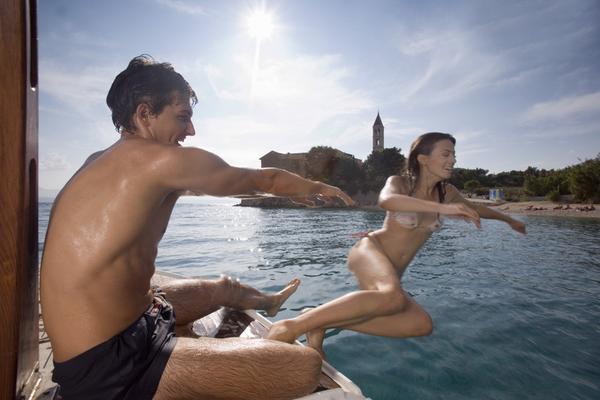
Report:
265,320,298,343
265,278,301,317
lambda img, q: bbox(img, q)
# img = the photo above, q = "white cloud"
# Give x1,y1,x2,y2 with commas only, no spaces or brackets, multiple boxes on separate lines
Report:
453,130,484,143
156,0,205,15
184,53,375,166
522,91,600,122
201,53,373,112
203,64,246,101
40,60,115,117
522,120,600,139
391,6,583,106
393,28,510,104
444,130,489,162
46,29,117,50
40,152,71,171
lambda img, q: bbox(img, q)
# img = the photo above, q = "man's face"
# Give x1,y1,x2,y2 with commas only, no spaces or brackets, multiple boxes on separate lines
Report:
147,92,195,146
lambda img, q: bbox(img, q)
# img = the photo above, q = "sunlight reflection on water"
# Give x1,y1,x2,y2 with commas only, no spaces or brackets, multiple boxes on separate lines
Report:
39,201,600,399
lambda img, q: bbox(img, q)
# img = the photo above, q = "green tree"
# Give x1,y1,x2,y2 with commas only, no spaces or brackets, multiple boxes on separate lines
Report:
361,147,405,192
524,168,570,197
493,170,525,187
330,156,364,195
568,155,600,202
306,146,338,182
305,146,365,194
464,179,480,193
450,168,490,189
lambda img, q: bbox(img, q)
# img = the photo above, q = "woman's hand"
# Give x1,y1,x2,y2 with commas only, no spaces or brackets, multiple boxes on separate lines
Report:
441,203,481,228
508,218,526,234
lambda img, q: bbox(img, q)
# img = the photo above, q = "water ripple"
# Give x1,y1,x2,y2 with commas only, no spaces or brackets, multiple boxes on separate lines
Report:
39,202,600,400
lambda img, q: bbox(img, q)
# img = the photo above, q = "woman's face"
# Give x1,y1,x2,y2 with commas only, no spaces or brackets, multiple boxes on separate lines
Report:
419,139,456,181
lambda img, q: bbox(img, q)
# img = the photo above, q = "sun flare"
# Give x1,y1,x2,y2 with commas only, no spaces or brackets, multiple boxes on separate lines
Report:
246,9,274,40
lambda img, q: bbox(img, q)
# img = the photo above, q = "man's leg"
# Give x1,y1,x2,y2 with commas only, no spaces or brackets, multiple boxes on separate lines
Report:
161,276,301,325
154,337,321,400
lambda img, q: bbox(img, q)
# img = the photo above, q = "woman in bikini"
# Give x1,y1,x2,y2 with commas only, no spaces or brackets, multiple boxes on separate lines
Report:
266,132,527,356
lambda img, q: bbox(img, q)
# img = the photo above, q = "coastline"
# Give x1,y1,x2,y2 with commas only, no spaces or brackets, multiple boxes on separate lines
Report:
43,195,599,219
361,201,600,219
488,200,600,219
237,197,600,219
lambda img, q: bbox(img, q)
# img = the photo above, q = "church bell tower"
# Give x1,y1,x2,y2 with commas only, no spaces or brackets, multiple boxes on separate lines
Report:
373,112,384,152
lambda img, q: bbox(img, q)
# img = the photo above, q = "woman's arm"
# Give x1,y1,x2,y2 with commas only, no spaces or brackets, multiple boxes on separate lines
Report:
445,184,526,234
378,176,481,226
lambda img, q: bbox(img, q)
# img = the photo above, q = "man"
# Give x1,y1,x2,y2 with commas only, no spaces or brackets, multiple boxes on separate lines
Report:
40,55,354,400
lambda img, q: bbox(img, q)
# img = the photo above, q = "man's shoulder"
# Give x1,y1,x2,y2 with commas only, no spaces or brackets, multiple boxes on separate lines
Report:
112,139,188,167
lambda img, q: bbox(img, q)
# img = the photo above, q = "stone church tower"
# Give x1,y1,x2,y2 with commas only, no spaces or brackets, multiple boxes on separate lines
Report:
372,112,384,152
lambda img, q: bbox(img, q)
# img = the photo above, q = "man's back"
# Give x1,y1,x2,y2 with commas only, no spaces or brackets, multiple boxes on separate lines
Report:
41,138,179,362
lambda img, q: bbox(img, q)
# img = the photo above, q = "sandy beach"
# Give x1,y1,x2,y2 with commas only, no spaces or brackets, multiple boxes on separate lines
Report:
487,200,600,219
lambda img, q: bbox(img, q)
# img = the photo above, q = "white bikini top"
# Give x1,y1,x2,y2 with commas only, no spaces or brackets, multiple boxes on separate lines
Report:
390,211,442,232
390,184,444,232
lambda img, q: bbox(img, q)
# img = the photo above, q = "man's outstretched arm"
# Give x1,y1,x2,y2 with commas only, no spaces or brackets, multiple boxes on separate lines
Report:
158,146,354,205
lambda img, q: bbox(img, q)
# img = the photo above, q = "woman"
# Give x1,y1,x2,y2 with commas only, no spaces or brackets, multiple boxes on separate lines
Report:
266,132,526,356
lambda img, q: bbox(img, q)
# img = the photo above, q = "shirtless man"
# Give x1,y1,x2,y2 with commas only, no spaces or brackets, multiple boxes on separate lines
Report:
40,55,354,400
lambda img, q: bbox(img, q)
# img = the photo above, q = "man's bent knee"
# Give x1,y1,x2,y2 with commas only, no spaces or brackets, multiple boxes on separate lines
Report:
293,345,322,390
262,341,321,396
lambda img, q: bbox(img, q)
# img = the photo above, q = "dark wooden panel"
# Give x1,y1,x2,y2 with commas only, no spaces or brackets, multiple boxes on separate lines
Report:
0,0,40,398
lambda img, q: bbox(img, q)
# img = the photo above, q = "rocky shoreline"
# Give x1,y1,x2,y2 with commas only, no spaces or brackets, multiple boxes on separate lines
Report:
491,201,600,219
238,197,600,219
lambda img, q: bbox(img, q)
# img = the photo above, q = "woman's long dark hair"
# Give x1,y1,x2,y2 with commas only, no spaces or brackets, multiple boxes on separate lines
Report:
402,132,456,203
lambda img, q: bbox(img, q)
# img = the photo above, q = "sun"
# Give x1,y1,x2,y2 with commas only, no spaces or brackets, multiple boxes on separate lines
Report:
246,9,274,41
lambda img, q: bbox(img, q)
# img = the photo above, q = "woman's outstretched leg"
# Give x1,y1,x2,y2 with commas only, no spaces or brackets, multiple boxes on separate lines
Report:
267,237,407,343
303,297,433,358
342,297,433,337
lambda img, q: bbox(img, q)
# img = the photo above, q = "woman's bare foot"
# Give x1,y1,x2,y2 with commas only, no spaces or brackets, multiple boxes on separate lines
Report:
306,328,326,359
265,320,298,343
301,308,326,359
265,278,301,317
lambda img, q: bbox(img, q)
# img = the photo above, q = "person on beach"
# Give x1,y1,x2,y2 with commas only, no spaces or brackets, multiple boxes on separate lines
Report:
40,55,354,400
266,132,527,357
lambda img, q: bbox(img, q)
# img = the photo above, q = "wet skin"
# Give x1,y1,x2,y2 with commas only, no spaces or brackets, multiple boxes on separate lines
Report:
40,93,354,362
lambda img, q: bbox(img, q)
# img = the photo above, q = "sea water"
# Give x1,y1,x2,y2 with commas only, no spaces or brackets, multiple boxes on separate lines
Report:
39,198,600,399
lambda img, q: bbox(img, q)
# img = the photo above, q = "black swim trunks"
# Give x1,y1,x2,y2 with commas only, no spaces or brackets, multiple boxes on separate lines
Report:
52,288,177,399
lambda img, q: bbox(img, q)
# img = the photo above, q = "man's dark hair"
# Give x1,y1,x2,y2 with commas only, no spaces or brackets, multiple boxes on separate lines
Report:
106,55,198,132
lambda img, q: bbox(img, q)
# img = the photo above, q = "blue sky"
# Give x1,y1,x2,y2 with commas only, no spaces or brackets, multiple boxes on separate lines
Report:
39,0,600,189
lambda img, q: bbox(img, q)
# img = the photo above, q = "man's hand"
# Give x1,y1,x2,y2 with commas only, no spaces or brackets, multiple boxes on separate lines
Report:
314,182,355,207
290,183,355,208
508,218,526,234
289,196,318,208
